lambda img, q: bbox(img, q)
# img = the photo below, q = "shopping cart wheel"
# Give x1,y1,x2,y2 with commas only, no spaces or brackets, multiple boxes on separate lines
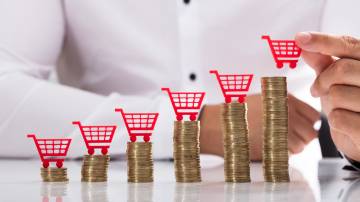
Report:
130,136,137,142
225,96,232,103
276,62,284,69
290,62,297,69
143,135,150,142
88,148,95,155
238,96,245,103
101,148,108,155
56,161,63,168
43,161,49,168
176,115,183,121
190,114,197,121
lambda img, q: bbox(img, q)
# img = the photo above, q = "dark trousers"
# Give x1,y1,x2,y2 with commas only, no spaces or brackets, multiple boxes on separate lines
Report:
318,115,339,158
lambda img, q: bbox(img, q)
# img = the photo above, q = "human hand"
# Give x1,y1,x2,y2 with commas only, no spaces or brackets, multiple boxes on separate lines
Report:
296,32,360,161
200,94,319,160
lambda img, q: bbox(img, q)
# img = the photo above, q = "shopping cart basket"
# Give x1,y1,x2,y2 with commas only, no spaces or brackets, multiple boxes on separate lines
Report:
262,35,301,69
161,87,205,121
72,121,117,155
27,134,72,168
115,108,159,142
210,70,253,103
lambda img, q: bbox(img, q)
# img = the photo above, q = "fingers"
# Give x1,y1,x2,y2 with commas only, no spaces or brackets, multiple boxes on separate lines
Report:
292,113,318,144
288,130,305,154
329,128,360,161
311,58,360,96
290,95,320,124
328,109,360,142
326,85,360,113
301,50,335,75
295,32,360,60
288,97,319,154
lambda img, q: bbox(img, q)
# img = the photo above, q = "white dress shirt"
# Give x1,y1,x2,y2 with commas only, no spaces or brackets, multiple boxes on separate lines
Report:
0,0,359,159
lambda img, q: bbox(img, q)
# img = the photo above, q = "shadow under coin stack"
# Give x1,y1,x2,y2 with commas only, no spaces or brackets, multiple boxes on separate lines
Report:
222,102,251,182
162,88,205,183
41,180,68,202
127,142,154,183
261,77,290,182
72,121,116,182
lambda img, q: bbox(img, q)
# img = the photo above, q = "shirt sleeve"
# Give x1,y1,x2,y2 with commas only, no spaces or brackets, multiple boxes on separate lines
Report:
0,0,174,159
321,0,360,38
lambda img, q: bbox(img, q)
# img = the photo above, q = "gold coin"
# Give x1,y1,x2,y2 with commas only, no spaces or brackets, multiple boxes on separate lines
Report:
173,121,202,183
127,142,153,183
81,155,110,182
261,77,290,183
221,102,251,183
40,167,68,182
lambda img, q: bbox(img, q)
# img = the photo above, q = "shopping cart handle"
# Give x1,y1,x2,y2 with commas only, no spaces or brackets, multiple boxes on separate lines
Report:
27,134,36,138
115,108,124,113
209,70,218,74
72,121,81,125
261,35,270,40
161,88,170,92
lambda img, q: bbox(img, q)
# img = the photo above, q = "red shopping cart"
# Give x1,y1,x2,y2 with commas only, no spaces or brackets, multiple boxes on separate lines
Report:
162,87,205,121
27,134,72,168
115,108,159,142
72,121,117,155
262,35,302,69
209,70,253,103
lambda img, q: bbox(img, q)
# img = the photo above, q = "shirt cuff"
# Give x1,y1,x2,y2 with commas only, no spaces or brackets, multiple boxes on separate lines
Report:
344,155,360,172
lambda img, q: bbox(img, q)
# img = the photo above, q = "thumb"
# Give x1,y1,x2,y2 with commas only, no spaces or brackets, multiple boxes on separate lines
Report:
300,50,335,75
295,32,335,75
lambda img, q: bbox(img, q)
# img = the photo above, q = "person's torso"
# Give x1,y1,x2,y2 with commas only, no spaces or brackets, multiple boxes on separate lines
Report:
58,0,325,103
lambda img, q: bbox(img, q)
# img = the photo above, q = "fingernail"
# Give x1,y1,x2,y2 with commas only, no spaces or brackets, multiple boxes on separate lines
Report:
296,32,312,44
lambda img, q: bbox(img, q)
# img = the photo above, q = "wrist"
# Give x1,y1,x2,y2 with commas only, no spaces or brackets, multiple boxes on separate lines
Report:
199,105,223,156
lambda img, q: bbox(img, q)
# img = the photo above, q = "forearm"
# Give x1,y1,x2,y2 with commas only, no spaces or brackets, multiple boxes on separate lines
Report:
0,73,175,159
0,73,104,157
199,97,263,161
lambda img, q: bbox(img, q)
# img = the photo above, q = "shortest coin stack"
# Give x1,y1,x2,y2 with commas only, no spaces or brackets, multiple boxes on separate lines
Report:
41,167,68,182
81,155,110,182
173,121,201,183
127,142,154,183
222,102,251,182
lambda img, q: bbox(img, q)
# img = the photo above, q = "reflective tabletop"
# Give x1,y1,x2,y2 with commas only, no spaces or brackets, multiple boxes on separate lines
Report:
0,157,359,202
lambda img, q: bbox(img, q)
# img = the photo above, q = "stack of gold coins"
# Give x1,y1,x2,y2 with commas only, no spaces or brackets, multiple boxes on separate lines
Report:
173,121,201,183
127,142,154,183
41,167,68,182
261,77,290,182
81,155,110,182
221,102,251,182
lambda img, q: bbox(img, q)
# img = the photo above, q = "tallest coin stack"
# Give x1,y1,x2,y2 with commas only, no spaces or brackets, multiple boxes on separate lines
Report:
261,77,290,182
162,88,205,183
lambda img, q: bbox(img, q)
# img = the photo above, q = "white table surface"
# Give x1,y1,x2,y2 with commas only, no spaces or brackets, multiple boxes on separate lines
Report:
0,157,359,202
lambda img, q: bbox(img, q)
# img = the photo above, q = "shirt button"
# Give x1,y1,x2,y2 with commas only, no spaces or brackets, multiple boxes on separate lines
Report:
189,73,196,81
183,0,190,5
